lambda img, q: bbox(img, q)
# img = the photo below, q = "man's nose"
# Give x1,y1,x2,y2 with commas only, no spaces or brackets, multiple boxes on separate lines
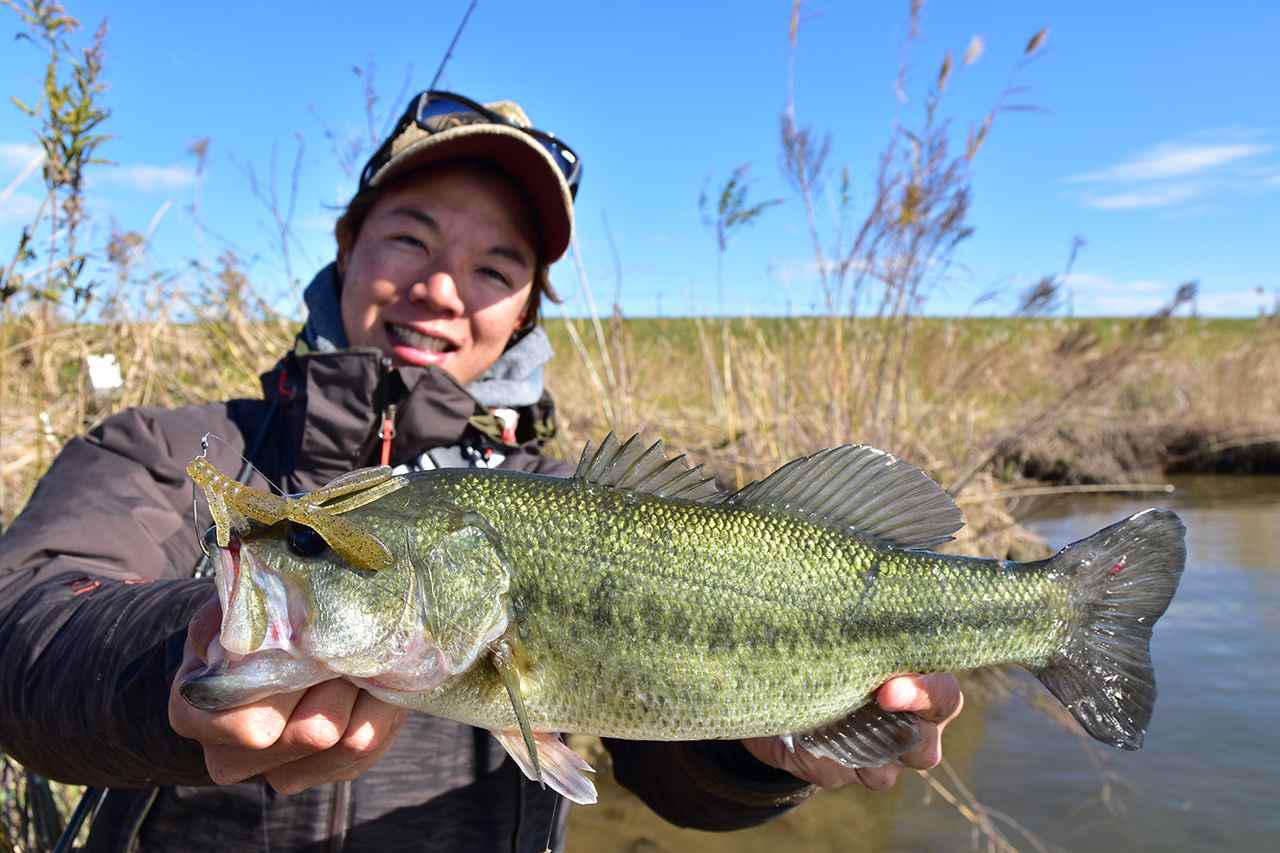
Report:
410,270,465,315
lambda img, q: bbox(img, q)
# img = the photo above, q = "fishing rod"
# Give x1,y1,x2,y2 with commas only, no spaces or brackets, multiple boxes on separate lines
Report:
428,0,480,92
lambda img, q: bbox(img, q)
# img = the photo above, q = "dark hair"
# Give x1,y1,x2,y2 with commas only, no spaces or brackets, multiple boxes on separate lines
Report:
334,160,561,334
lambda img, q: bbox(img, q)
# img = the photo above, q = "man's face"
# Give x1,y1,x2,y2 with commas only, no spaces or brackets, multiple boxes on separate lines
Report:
339,164,538,386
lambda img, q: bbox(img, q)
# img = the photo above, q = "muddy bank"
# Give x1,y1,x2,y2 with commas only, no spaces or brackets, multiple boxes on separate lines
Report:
996,425,1280,484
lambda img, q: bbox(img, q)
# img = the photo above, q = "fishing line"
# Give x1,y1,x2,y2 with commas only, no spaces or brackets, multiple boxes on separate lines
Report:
540,791,561,853
202,431,286,496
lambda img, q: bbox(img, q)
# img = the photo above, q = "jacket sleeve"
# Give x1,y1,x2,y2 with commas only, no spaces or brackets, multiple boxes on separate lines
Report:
0,405,246,787
603,738,814,831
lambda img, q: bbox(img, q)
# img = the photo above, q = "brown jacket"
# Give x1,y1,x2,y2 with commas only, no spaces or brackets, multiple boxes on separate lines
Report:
0,341,812,851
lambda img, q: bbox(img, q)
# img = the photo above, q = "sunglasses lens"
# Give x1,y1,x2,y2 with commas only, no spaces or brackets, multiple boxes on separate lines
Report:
531,135,581,197
374,92,582,197
417,94,490,130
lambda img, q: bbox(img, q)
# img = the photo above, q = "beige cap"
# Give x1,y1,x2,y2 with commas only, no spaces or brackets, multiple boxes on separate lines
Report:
363,99,575,264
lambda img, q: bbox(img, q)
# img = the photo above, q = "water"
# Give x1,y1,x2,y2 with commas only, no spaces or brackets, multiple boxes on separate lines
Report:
567,476,1280,852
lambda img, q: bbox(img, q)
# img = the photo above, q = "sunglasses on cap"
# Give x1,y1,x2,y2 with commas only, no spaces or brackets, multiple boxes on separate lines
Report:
358,90,582,199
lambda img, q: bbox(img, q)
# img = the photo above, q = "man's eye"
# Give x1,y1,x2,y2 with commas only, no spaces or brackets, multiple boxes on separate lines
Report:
480,267,511,287
393,234,425,249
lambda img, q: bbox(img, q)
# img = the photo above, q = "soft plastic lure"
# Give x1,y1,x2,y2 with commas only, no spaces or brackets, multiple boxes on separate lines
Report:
187,450,404,572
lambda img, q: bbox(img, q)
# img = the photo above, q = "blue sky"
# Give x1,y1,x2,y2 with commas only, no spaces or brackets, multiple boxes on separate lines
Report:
1,0,1277,318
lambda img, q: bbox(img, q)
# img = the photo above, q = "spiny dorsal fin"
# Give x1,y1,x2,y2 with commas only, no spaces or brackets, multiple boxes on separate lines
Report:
574,433,722,502
724,445,963,549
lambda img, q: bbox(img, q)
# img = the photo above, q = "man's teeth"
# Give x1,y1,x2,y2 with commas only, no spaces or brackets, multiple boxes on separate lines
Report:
390,325,451,353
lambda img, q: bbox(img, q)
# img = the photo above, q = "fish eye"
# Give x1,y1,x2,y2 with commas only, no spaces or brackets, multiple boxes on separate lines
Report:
287,522,329,558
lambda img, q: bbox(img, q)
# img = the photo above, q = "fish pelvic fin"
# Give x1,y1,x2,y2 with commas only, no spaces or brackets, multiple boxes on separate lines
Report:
795,704,921,768
493,730,597,805
1038,508,1186,750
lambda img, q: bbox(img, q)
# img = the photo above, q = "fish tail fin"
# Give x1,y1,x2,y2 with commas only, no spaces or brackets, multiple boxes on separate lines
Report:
1037,508,1186,750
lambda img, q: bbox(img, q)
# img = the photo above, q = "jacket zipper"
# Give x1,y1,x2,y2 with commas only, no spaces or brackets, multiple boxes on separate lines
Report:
376,356,396,467
326,357,393,852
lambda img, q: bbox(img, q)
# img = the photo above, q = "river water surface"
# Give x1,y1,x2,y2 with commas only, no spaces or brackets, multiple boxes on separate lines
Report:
567,475,1280,852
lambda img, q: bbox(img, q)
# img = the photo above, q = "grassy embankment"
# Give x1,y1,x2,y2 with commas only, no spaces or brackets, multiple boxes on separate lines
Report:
4,312,1275,536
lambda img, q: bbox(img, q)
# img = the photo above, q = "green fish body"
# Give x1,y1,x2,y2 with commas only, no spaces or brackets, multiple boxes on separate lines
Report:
184,435,1186,804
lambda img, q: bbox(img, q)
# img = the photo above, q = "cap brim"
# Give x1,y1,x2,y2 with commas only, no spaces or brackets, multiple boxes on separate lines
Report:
367,124,573,263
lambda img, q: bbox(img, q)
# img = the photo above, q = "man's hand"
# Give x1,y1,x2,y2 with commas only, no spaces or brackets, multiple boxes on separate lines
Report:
741,673,963,790
167,597,407,794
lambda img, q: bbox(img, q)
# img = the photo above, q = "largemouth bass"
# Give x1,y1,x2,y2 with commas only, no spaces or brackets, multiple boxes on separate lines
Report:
183,434,1186,805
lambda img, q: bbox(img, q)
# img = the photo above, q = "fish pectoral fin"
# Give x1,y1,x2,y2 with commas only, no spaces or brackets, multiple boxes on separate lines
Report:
796,704,921,768
492,729,597,805
491,638,540,784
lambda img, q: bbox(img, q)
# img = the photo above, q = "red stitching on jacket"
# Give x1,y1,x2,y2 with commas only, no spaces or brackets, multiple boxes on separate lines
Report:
67,578,102,596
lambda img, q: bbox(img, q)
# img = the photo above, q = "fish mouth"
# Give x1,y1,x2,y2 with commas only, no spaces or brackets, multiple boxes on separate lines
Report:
213,533,296,655
213,534,242,615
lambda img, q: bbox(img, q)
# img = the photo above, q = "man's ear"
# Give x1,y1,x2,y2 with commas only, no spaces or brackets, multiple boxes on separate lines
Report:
335,222,354,279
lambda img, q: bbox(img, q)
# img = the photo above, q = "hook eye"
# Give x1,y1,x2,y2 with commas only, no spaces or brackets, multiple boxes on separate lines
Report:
287,522,329,558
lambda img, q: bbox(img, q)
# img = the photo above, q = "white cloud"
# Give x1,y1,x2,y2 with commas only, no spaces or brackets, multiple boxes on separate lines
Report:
0,192,41,226
1068,142,1272,183
1084,185,1200,211
1061,274,1271,317
1198,288,1274,315
1064,273,1167,294
298,213,337,234
3,144,195,194
99,163,196,192
0,142,44,171
1088,293,1170,315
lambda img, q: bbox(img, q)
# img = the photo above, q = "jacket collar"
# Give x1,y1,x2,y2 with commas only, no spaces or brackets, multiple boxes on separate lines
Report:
261,264,558,490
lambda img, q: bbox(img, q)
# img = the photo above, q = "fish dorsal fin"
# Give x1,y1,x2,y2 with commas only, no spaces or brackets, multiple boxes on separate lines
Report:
574,433,722,502
724,445,963,549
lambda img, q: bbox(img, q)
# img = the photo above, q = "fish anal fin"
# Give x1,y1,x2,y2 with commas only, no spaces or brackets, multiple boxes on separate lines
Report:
796,704,921,768
493,729,597,805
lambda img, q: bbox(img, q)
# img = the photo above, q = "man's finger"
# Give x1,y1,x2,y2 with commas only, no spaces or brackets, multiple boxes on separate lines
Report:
877,673,963,724
183,686,310,749
185,597,223,661
265,693,407,795
898,721,942,770
855,764,900,791
201,681,363,786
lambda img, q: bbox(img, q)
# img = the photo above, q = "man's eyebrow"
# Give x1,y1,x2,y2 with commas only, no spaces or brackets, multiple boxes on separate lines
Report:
389,206,531,269
388,207,441,233
488,245,532,269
